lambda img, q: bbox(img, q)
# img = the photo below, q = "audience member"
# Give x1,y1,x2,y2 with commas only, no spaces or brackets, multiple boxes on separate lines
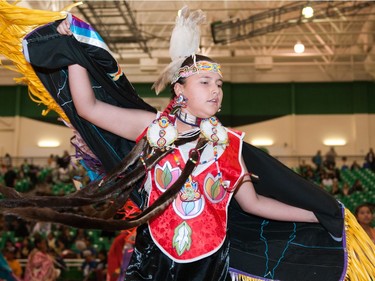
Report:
47,154,57,169
312,150,323,170
3,165,17,188
348,179,364,195
321,173,333,190
3,247,22,278
325,147,338,168
13,218,29,238
354,203,375,244
0,251,18,281
56,150,71,170
3,153,12,168
365,148,375,172
95,249,107,281
342,182,350,196
341,156,349,171
350,160,361,171
81,249,97,281
330,179,343,196
59,226,76,250
19,237,33,259
24,234,60,281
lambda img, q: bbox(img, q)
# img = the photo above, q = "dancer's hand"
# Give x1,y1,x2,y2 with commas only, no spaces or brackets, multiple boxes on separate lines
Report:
57,18,72,36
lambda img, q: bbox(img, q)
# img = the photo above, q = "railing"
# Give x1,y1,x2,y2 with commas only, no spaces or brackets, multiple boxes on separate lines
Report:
18,258,84,268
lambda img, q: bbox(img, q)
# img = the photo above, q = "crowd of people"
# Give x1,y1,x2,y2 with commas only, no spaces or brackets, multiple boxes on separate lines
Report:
1,145,374,279
0,151,112,281
298,147,375,196
0,215,112,281
296,147,375,245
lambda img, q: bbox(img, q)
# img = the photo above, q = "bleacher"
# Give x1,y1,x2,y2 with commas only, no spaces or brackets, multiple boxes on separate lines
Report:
0,228,113,281
337,168,375,212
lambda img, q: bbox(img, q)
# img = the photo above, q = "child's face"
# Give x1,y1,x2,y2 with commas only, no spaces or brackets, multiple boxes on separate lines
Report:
356,206,373,225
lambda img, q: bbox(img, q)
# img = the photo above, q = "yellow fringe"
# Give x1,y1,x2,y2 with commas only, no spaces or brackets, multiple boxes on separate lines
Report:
0,0,80,121
237,277,265,281
344,208,375,281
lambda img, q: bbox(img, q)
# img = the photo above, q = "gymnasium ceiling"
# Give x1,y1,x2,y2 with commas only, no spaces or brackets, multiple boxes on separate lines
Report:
2,0,375,84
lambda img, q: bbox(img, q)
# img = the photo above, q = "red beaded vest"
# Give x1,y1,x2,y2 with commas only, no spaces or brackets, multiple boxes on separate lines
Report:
147,129,244,262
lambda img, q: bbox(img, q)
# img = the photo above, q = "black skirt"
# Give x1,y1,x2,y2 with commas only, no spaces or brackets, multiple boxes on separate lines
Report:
125,224,232,281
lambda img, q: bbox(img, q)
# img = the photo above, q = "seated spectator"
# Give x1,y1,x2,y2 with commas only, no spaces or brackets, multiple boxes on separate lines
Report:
330,179,343,196
81,250,97,281
24,234,60,281
95,249,107,281
341,182,350,196
350,160,361,170
19,237,33,259
0,251,18,281
59,226,75,249
321,173,333,190
3,247,22,279
348,179,364,195
341,156,349,171
354,203,375,244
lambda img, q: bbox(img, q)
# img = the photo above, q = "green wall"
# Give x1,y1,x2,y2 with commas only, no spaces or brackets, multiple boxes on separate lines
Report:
1,81,374,127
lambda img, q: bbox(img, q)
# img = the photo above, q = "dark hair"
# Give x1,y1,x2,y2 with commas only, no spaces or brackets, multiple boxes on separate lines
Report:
354,203,373,217
170,54,217,98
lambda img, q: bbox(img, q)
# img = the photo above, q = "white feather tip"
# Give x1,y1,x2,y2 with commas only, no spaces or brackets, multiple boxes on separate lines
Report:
169,6,206,61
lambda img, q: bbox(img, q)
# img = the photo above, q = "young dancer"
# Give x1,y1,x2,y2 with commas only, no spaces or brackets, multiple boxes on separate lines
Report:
1,2,374,280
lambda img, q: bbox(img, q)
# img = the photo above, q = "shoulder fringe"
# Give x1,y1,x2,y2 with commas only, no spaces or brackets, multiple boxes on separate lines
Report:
344,208,375,281
0,0,80,121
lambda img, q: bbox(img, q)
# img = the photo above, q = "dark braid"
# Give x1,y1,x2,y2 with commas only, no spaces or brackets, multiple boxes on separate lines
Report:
2,136,207,231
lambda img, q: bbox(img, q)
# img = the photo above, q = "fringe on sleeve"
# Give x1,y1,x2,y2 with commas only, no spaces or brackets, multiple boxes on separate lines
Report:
0,0,79,120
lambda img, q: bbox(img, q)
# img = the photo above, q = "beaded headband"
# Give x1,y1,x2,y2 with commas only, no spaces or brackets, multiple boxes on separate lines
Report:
171,60,223,84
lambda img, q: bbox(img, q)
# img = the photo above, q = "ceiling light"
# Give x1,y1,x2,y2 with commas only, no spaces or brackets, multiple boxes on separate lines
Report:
250,138,274,147
323,139,347,146
302,6,314,19
294,41,305,54
37,140,61,148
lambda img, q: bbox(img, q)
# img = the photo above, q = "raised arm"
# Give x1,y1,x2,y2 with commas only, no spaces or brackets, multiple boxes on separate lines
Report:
57,18,155,141
68,64,155,141
235,158,318,223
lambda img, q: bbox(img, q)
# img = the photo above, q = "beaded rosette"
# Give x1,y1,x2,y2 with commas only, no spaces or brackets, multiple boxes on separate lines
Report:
200,117,228,145
147,115,178,149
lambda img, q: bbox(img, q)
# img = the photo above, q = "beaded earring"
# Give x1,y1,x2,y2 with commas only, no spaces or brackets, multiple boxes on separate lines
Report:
174,94,188,109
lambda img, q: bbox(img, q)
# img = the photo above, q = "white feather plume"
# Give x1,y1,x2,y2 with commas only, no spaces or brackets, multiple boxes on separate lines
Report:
152,6,206,95
169,6,206,61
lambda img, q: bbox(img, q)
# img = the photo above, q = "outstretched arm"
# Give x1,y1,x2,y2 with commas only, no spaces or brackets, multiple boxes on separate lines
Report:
58,18,155,141
68,64,155,141
234,158,318,223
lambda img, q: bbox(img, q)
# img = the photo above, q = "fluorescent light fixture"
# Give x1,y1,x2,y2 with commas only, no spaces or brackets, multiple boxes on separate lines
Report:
302,6,314,18
37,140,61,148
294,41,305,54
250,138,274,146
323,139,347,146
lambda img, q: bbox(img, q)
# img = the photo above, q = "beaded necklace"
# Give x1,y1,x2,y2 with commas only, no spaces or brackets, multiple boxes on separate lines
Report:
144,112,230,192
